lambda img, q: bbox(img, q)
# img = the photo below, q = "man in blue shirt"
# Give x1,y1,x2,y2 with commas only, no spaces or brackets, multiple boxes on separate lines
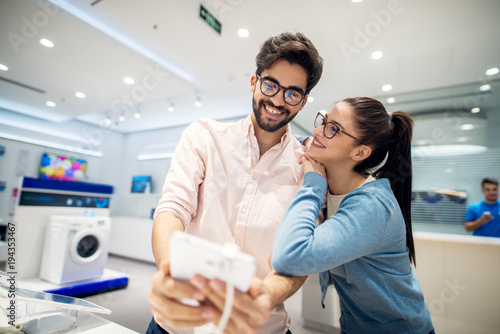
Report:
465,177,500,237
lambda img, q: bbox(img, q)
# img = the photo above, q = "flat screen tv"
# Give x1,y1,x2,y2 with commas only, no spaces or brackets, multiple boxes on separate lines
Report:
131,175,152,193
39,153,87,181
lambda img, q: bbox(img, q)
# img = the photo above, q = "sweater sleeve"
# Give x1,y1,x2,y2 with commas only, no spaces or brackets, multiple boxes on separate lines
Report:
272,174,398,276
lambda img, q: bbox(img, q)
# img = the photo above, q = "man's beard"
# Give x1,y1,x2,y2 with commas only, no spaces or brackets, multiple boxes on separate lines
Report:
252,97,298,133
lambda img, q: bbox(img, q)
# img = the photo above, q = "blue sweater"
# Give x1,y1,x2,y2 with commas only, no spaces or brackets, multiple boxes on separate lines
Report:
272,172,433,334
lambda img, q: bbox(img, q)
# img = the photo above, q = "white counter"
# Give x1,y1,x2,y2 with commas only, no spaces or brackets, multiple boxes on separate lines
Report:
301,231,500,334
108,216,155,263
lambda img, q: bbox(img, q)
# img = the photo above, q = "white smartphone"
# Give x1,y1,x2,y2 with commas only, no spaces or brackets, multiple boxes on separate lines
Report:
169,231,257,293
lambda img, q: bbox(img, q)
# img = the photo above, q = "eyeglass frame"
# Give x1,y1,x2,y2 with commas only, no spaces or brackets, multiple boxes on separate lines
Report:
314,111,361,141
256,75,306,106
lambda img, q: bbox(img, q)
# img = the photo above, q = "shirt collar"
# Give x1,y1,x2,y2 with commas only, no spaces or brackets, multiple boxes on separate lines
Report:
242,114,291,147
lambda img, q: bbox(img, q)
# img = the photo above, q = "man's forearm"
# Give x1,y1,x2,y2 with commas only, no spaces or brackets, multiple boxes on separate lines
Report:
465,218,486,231
262,270,309,308
152,212,185,268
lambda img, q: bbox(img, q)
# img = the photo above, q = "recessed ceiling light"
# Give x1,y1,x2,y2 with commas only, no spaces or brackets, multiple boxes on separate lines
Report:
479,84,491,92
387,97,395,104
0,64,8,71
237,29,249,38
167,102,175,112
470,107,480,113
119,113,125,122
194,96,202,107
308,96,315,103
352,0,363,3
40,38,54,48
382,84,392,92
75,92,86,98
46,101,56,107
460,124,475,130
485,67,499,76
134,110,141,119
371,51,383,60
123,77,135,85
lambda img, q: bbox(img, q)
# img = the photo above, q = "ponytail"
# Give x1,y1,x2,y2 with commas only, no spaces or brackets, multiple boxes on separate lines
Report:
343,98,416,265
377,112,415,265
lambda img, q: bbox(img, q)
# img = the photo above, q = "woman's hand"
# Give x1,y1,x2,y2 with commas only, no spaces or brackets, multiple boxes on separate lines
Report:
299,154,326,179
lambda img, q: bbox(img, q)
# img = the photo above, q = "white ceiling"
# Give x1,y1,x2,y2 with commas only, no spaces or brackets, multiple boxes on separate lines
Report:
1,0,499,134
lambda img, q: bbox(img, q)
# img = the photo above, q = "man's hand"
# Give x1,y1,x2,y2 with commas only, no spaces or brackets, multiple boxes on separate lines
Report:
480,212,494,224
189,275,271,333
149,261,214,329
299,153,326,179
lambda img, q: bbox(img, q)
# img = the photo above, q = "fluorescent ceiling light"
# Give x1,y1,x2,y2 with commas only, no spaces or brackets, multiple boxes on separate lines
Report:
46,101,56,107
382,84,392,92
47,0,195,83
412,144,487,158
0,64,8,71
0,133,103,157
40,38,54,48
470,107,480,113
387,97,395,104
75,92,86,98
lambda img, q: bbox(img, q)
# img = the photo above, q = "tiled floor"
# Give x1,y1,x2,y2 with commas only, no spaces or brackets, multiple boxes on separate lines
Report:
84,255,337,334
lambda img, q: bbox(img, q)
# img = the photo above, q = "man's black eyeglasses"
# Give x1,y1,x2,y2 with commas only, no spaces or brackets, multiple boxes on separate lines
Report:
256,75,305,106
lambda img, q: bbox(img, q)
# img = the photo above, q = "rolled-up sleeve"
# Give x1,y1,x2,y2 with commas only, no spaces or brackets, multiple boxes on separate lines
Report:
154,121,207,229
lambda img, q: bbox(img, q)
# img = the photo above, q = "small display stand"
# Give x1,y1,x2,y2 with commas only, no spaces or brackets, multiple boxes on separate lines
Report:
0,270,111,334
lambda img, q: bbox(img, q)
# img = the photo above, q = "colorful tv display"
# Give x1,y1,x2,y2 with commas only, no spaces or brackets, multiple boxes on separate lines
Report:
39,153,87,181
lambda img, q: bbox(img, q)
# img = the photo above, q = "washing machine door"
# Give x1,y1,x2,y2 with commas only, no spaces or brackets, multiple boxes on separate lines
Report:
69,227,106,264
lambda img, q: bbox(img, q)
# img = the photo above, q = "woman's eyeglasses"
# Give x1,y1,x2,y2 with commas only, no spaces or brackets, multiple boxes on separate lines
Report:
314,112,361,141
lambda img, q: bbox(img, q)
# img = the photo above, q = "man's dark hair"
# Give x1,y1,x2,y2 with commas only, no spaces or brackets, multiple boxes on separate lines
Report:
255,32,323,94
482,177,499,188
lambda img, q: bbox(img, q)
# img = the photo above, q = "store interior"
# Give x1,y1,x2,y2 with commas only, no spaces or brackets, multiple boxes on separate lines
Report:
1,0,500,333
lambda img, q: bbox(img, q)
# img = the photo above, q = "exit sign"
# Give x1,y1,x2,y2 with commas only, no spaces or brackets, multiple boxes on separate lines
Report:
199,5,221,34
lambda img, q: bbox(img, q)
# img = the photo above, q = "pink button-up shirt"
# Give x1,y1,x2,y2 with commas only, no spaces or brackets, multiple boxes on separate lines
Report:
155,115,304,334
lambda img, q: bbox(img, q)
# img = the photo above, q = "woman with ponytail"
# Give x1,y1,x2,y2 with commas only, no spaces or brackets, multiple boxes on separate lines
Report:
272,97,434,334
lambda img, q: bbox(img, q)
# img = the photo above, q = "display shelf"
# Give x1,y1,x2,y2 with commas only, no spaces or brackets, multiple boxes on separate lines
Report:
121,193,161,197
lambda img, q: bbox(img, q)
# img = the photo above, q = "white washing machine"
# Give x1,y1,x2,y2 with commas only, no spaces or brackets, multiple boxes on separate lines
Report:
40,215,112,284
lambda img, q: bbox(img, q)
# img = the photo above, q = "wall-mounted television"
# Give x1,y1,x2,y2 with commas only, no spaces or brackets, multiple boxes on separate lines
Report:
131,175,152,193
39,153,87,181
